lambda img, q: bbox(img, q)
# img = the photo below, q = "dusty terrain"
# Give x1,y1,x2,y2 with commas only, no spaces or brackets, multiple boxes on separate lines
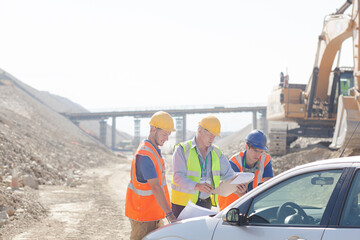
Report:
2,162,132,240
0,69,359,239
0,71,130,239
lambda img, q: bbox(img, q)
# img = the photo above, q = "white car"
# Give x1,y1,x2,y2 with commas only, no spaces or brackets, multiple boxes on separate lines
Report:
144,156,360,240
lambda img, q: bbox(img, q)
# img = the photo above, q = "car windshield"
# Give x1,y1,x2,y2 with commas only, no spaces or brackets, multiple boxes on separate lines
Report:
247,169,343,225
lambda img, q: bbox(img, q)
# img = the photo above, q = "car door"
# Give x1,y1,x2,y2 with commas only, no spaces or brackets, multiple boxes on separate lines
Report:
322,168,360,239
212,169,345,240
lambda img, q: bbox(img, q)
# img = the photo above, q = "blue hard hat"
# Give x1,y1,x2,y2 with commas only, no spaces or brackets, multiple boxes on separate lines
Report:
246,129,268,150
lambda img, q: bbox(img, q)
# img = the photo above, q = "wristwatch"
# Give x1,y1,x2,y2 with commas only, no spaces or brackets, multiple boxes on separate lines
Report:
165,211,173,218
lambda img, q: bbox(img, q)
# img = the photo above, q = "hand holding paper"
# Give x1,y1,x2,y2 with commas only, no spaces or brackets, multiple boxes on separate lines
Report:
230,172,255,184
234,182,248,196
195,180,213,194
211,172,254,197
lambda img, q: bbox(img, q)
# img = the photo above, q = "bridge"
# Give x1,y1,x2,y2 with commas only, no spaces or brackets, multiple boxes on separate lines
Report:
63,105,267,149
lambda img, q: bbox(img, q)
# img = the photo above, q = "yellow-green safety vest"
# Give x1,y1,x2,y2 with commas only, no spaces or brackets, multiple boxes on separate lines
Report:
171,140,221,207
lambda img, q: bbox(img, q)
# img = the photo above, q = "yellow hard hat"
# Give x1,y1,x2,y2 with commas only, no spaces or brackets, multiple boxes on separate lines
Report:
149,111,176,132
199,115,221,137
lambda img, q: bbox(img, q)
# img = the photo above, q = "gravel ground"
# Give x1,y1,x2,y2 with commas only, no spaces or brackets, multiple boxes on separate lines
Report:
2,161,132,240
0,76,126,238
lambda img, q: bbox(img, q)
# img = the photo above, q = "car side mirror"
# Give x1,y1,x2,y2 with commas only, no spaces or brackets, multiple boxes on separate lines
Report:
223,208,247,225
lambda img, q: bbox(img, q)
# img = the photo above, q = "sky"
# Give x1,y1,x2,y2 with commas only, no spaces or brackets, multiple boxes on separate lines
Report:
0,0,355,136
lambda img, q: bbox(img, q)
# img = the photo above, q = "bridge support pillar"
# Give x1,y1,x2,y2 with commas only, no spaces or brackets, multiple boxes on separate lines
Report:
182,114,187,142
133,118,141,148
258,110,268,135
175,115,186,144
99,119,107,146
252,111,257,130
111,116,116,150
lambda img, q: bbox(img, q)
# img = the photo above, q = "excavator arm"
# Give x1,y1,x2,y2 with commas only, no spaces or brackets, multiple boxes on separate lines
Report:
305,13,353,117
331,0,360,148
267,0,360,154
352,0,360,93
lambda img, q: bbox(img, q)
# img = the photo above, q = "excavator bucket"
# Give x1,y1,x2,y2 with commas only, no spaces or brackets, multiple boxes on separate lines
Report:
330,95,360,149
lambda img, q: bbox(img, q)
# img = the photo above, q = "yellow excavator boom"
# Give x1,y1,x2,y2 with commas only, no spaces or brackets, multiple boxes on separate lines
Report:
331,0,360,149
267,0,360,154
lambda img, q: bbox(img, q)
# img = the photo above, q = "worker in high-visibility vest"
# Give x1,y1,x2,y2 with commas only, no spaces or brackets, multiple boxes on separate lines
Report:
125,111,177,240
171,115,244,218
218,129,273,211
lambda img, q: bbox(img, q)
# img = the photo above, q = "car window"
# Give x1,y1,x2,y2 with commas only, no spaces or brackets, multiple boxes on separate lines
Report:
247,170,342,226
339,170,360,226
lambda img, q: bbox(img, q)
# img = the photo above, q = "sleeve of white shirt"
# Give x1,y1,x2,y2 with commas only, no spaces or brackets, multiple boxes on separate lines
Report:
219,151,236,181
172,145,198,190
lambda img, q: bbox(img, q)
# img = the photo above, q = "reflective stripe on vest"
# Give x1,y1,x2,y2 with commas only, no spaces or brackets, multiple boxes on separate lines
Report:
127,180,167,196
128,144,167,194
171,183,197,195
187,170,199,177
125,141,170,221
218,151,270,211
210,148,221,206
233,151,269,188
171,140,221,206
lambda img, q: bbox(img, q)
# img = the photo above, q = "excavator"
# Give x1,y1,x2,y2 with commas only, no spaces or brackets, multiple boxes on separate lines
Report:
267,0,360,155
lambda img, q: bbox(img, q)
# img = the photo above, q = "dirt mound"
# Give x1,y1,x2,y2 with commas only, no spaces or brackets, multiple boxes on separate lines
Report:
216,124,252,158
272,136,360,175
0,73,126,235
1,69,132,146
271,139,334,175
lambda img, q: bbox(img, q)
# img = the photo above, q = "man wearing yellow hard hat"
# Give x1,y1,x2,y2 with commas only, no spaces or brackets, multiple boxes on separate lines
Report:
171,115,242,218
125,111,177,240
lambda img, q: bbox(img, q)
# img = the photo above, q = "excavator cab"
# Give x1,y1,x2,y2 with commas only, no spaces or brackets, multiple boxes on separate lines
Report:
331,67,360,149
338,70,354,96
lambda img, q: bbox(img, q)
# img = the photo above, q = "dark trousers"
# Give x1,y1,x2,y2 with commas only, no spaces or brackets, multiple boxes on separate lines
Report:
172,197,212,218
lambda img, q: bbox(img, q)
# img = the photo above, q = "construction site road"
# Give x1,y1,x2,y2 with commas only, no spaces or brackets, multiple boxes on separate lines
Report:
6,161,132,240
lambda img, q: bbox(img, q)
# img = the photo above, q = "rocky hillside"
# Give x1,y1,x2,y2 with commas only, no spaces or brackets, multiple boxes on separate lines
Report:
1,69,132,147
0,69,127,232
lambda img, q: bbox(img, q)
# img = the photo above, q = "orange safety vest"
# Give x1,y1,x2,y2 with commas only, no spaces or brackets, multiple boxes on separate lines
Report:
125,141,170,221
218,151,271,211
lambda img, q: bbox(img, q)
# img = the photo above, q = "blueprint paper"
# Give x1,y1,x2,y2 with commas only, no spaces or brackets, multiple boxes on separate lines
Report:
177,200,218,220
211,173,254,197
230,172,254,184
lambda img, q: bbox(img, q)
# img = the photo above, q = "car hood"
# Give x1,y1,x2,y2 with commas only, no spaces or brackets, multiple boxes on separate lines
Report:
143,216,221,240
